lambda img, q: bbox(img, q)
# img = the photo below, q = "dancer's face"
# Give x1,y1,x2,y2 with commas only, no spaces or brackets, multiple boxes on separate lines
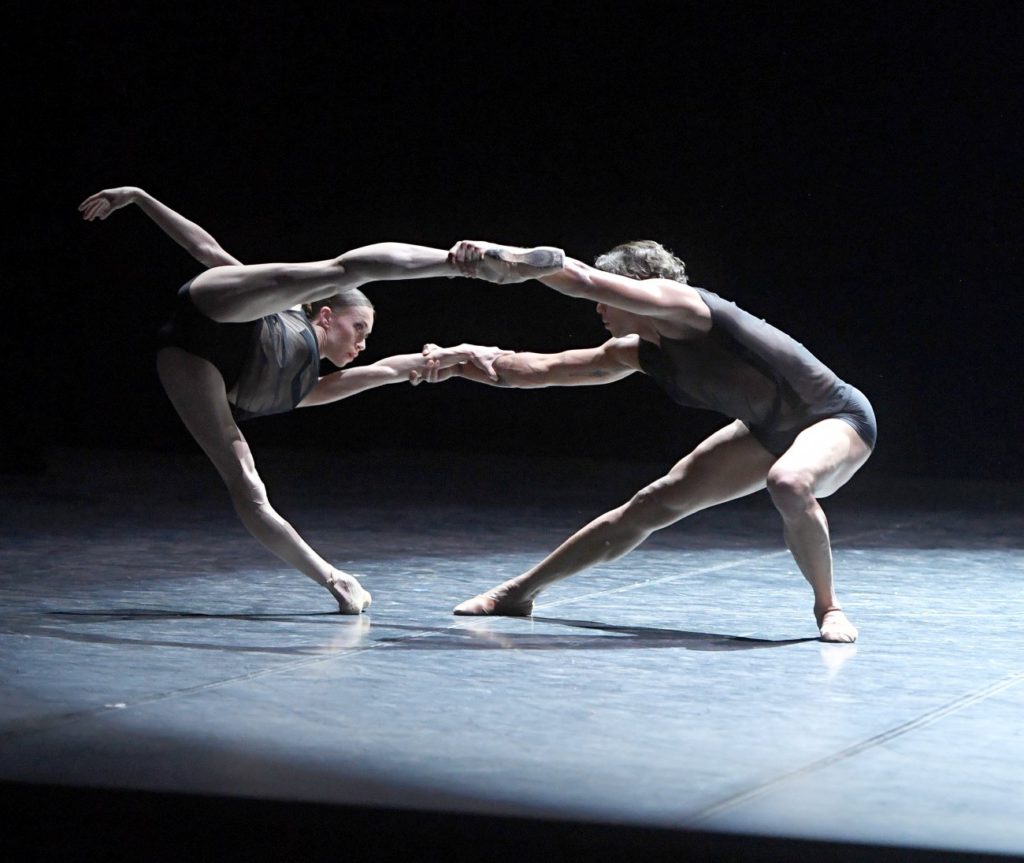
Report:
321,306,374,366
596,302,635,337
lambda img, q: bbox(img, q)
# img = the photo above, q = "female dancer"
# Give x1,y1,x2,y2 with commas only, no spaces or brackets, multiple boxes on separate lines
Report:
437,239,876,642
79,189,558,612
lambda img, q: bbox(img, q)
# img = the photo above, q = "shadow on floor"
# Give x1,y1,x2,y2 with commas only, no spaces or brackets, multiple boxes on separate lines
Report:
381,618,819,652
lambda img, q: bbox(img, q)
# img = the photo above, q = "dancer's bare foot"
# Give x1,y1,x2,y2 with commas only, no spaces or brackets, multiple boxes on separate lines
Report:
453,584,534,616
817,606,857,643
325,570,372,614
448,241,564,284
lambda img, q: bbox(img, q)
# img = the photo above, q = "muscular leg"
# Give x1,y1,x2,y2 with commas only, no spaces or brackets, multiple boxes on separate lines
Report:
156,347,371,613
189,243,457,323
766,419,872,642
455,420,776,615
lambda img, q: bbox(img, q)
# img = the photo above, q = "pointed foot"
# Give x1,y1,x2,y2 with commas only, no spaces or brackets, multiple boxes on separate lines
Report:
453,590,534,616
451,241,565,284
482,245,564,282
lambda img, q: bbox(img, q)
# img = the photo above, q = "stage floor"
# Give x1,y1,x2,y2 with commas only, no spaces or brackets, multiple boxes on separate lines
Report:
2,447,1022,859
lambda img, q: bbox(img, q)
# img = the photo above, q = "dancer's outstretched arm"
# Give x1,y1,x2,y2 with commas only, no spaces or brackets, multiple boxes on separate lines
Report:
299,344,512,406
79,186,242,267
449,241,709,326
421,337,641,388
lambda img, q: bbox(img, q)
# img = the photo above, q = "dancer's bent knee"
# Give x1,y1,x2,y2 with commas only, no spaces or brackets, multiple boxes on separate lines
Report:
766,470,816,519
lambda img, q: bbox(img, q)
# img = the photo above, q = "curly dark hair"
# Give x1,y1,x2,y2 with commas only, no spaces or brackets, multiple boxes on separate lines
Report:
594,240,688,284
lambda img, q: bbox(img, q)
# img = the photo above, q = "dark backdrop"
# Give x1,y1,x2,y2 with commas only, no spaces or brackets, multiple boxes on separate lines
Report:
8,2,1022,480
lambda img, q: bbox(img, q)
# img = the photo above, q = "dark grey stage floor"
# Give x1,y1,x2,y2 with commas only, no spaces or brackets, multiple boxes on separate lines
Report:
2,447,1022,861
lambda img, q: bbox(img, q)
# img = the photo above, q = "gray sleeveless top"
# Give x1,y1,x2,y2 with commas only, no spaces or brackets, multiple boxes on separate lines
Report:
637,288,849,451
229,310,320,421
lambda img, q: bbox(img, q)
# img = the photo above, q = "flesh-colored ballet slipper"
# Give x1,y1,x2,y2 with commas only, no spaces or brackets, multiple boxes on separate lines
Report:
453,591,534,616
475,245,565,284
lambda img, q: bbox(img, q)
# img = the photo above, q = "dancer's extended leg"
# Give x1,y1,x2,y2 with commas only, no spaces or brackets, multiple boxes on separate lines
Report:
189,243,457,322
454,420,774,615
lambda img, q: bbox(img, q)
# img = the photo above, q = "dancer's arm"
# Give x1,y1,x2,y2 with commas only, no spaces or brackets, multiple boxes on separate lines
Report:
449,241,709,326
540,258,708,322
79,187,242,267
424,337,641,388
298,344,511,406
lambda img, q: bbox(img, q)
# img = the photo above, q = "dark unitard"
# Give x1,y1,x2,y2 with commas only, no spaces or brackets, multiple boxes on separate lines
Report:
158,282,320,421
637,287,876,455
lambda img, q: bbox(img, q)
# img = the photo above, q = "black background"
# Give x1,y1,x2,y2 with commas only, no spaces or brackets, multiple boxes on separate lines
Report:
8,2,1023,480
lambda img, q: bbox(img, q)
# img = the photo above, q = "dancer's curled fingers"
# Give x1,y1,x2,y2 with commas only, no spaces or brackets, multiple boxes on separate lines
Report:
447,241,483,274
468,346,513,380
422,343,510,381
417,345,443,384
78,187,140,220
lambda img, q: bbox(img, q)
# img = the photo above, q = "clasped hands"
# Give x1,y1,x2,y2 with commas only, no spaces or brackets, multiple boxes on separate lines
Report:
410,343,512,385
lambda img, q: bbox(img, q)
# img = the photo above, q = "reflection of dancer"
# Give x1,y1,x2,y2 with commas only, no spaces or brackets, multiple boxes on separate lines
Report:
438,240,876,642
79,189,558,612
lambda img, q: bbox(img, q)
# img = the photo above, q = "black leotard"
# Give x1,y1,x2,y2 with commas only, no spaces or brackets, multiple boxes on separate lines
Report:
637,287,876,454
158,282,320,421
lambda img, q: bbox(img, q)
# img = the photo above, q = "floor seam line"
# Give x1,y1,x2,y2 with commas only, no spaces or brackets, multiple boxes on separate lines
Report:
681,668,1024,826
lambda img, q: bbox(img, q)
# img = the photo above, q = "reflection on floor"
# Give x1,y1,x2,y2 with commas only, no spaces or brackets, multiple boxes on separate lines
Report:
2,447,1022,861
